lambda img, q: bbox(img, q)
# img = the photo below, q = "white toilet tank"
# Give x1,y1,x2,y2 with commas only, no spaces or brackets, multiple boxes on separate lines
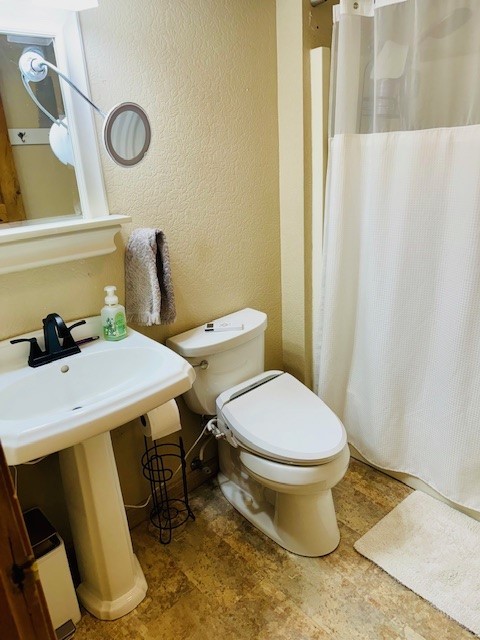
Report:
166,308,267,415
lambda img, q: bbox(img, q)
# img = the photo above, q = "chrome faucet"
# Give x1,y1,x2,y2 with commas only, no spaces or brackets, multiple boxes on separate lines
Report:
10,313,86,367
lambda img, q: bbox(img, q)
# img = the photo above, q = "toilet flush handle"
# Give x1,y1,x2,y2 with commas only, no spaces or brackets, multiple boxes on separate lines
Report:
192,360,209,370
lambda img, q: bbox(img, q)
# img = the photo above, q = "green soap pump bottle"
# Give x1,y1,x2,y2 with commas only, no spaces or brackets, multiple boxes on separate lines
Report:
101,285,127,341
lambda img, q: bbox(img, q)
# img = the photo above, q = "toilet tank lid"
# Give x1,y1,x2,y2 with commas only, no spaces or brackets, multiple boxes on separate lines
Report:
166,308,267,357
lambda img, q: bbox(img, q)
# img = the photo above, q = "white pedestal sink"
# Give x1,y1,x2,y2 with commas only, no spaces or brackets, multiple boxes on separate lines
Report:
59,433,147,619
0,317,195,620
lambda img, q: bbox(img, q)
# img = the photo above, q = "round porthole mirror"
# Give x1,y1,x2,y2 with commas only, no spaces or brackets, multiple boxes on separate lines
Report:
103,102,151,167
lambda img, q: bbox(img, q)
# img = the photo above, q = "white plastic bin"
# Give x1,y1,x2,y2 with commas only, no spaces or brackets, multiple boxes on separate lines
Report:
23,508,81,639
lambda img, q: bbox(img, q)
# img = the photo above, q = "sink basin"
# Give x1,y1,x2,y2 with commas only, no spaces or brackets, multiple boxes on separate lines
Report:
0,316,195,465
0,315,195,620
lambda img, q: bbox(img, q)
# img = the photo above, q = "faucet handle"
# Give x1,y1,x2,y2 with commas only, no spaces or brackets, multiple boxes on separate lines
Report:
10,337,45,368
66,320,87,332
63,319,87,348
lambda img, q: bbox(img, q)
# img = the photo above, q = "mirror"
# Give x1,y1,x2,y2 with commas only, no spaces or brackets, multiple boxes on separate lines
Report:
0,2,109,228
103,102,151,167
0,34,81,223
0,7,131,276
0,4,151,232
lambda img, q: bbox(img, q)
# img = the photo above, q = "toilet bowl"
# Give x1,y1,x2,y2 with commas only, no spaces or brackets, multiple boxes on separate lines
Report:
226,447,350,556
167,308,350,556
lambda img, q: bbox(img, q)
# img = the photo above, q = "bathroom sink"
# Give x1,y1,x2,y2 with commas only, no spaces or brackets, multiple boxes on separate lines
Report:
0,315,195,620
0,316,195,465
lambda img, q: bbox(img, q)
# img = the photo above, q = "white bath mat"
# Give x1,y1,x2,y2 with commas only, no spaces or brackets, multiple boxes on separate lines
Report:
354,491,480,636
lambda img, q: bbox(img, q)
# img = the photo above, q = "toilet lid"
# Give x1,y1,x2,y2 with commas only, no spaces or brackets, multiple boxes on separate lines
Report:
219,372,347,465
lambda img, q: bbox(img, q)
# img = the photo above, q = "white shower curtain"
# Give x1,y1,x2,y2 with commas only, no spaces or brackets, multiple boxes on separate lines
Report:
314,0,480,511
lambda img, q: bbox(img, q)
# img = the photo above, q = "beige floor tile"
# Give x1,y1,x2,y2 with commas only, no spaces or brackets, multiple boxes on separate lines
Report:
218,577,333,639
73,459,477,640
164,512,264,608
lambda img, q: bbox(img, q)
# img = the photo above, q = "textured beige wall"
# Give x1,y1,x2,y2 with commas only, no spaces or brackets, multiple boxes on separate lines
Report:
305,0,337,48
82,0,282,356
1,0,281,540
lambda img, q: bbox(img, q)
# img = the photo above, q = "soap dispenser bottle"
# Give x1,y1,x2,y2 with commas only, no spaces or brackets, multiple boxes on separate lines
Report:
101,285,127,341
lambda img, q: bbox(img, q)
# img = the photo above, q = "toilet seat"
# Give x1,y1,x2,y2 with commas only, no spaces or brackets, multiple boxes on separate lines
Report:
239,445,350,490
216,371,347,466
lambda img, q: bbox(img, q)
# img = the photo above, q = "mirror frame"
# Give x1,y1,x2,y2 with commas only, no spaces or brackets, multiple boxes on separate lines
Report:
0,5,130,275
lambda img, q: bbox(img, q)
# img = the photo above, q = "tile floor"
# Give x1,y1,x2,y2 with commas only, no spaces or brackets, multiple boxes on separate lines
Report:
75,459,476,640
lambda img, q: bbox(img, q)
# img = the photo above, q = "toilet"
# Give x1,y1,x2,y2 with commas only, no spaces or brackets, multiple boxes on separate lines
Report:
167,308,349,556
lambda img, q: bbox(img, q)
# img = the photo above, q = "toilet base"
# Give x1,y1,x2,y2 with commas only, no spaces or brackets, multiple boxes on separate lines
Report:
217,471,340,557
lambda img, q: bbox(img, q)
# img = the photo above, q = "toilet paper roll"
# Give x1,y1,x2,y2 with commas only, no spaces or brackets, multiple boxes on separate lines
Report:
141,399,181,441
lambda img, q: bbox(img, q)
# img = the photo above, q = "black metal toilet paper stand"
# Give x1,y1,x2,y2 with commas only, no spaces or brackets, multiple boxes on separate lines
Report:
142,437,195,544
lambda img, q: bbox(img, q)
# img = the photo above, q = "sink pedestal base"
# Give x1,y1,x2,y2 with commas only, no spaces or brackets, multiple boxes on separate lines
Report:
59,432,147,620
